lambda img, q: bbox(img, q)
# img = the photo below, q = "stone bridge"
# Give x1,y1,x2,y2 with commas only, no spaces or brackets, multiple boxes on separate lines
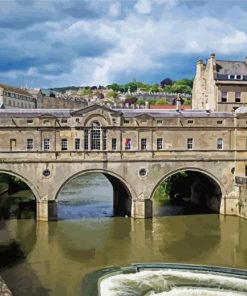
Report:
0,105,243,220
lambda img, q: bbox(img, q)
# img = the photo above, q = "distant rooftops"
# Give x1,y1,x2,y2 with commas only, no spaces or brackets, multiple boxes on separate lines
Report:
0,84,34,97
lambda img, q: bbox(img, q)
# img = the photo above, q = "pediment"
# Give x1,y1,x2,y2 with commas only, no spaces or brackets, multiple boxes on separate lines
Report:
71,104,122,117
39,113,58,119
135,113,153,119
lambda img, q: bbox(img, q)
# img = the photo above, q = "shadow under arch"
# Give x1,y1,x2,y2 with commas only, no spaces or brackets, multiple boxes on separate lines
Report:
0,169,40,200
55,169,136,217
151,167,224,216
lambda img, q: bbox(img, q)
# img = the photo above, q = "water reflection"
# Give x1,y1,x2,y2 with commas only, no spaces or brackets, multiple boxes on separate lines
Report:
0,174,247,295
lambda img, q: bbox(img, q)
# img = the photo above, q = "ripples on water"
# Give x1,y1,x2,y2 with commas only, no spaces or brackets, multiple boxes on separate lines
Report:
58,173,113,219
100,270,247,296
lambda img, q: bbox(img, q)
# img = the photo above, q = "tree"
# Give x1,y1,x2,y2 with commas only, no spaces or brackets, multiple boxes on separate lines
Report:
160,78,173,88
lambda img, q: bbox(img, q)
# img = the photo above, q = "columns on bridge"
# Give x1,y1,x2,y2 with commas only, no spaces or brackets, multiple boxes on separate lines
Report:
36,199,57,221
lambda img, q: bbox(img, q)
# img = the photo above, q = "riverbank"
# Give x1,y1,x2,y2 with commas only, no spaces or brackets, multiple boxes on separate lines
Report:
0,276,12,296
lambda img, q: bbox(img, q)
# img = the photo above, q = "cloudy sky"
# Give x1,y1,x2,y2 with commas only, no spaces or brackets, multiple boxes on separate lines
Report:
1,0,247,88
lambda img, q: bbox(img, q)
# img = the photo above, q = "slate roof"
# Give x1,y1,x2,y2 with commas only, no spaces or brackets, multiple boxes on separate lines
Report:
216,60,247,75
0,84,33,97
0,108,233,118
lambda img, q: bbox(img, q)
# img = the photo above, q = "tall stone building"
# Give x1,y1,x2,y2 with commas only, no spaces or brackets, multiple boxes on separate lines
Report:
0,84,36,109
192,53,247,112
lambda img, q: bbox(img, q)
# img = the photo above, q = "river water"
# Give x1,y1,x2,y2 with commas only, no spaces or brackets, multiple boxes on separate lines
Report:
0,173,247,296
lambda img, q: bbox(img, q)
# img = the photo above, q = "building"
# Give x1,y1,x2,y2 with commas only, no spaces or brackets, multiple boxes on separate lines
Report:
27,88,88,109
0,84,36,109
192,53,247,112
0,104,247,220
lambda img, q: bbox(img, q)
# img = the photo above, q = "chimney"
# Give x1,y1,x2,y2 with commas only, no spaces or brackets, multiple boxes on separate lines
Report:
196,59,204,77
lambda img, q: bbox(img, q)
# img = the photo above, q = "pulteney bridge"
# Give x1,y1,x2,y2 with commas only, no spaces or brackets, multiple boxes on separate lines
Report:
0,104,245,220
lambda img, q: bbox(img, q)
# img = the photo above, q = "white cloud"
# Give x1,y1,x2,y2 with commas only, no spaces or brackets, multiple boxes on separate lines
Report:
134,0,152,14
1,0,247,87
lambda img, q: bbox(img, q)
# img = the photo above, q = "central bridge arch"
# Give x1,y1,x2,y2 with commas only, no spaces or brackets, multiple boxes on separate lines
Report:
55,169,136,218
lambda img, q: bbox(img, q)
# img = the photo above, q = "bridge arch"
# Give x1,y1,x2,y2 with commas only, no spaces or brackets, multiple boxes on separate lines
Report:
0,169,39,200
151,166,225,215
0,169,38,220
55,169,136,218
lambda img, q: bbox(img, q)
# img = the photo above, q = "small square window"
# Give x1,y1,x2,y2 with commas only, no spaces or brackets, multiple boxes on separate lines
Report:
235,92,241,103
157,120,163,124
61,139,68,151
187,120,194,124
217,138,223,150
141,138,147,150
112,138,117,150
217,120,223,124
187,138,193,150
221,91,227,102
75,138,80,150
157,138,163,150
27,119,33,124
124,119,130,124
125,138,131,150
27,139,33,150
61,119,67,123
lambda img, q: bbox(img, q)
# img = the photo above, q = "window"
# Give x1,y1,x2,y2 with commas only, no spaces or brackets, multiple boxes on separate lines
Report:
61,139,68,151
217,120,223,124
187,138,193,150
61,119,67,123
217,138,223,150
124,119,130,124
75,138,80,150
27,139,33,150
125,138,132,150
27,119,33,124
141,138,147,150
103,129,107,150
84,129,89,150
236,75,243,80
228,75,235,80
43,139,50,151
235,92,241,103
245,165,247,177
91,121,101,150
157,120,163,124
112,138,117,150
187,120,194,124
157,138,163,150
221,91,227,102
112,118,117,124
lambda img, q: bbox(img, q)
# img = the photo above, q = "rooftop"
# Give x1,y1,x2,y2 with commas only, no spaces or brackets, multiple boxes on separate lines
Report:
0,84,34,97
0,108,234,118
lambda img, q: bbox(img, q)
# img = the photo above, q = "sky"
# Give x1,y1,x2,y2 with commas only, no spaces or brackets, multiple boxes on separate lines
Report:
1,0,247,88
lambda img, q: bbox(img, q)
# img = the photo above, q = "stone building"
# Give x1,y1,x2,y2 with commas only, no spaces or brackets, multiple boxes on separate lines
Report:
0,84,36,109
0,104,246,220
27,88,88,109
192,53,247,112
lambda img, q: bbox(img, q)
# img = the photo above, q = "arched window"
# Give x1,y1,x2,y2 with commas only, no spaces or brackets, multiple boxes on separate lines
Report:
84,121,107,151
91,121,101,150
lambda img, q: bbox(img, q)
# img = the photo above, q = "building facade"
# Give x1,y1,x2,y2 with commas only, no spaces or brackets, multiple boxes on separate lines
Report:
0,104,246,220
0,84,36,109
192,53,247,112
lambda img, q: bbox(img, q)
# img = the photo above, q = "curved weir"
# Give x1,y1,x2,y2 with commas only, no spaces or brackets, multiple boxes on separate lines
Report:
82,264,247,296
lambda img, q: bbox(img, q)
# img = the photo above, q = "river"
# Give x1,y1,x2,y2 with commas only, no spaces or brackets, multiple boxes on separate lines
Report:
0,173,247,295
